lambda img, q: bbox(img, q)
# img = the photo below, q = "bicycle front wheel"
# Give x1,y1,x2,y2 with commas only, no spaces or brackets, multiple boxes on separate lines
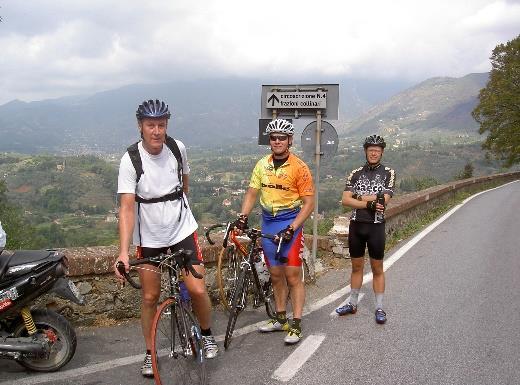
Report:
224,267,248,350
151,298,207,385
217,245,241,312
263,279,276,319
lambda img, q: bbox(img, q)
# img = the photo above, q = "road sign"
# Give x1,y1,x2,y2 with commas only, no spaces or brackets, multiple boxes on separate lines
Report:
258,118,292,145
301,121,339,159
266,91,327,109
261,84,339,120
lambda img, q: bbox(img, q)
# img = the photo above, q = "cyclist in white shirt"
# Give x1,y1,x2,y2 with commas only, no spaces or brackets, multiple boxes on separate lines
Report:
114,100,218,377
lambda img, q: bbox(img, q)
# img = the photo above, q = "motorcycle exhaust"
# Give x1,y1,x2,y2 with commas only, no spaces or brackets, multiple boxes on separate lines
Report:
0,338,47,355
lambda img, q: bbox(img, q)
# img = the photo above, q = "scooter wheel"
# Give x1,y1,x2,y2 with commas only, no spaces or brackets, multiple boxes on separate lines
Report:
13,308,77,372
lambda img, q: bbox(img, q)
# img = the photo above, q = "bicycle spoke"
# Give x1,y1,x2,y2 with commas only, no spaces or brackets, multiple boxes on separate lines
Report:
152,298,207,385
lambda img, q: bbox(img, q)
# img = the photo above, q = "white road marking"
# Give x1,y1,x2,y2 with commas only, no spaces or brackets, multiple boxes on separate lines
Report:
271,334,326,382
1,354,144,385
5,181,515,385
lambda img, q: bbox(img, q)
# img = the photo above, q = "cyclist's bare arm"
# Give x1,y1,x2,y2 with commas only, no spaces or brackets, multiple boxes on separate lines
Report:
342,191,390,212
115,193,135,278
239,187,259,216
342,191,369,209
291,195,314,230
182,174,189,195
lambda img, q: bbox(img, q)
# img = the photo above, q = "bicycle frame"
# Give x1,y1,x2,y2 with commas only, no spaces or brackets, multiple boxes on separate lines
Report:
158,259,198,359
116,251,206,368
228,229,271,308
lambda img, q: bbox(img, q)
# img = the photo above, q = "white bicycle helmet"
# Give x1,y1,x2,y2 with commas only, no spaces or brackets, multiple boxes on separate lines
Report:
266,119,294,136
363,134,386,149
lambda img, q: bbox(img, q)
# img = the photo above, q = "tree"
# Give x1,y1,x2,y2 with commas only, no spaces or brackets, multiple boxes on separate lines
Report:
0,181,41,249
455,162,474,180
472,34,520,167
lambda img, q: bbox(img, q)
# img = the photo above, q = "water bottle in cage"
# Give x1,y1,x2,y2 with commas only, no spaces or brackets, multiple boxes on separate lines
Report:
179,280,191,303
254,248,270,285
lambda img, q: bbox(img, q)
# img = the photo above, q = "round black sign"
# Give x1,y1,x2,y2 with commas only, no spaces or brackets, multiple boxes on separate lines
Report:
301,120,338,159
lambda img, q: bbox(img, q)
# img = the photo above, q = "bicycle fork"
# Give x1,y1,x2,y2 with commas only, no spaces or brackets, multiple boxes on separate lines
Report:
173,305,192,358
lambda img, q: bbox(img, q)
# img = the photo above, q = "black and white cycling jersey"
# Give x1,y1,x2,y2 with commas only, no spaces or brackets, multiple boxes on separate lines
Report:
344,163,395,223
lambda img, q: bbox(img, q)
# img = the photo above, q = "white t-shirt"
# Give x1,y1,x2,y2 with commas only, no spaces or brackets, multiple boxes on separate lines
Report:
117,140,198,247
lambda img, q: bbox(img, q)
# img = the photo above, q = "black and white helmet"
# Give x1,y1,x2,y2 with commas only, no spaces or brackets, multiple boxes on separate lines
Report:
136,99,171,120
363,134,386,149
266,119,294,136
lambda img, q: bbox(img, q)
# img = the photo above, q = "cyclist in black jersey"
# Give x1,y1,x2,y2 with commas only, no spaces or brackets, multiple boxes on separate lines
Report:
336,134,395,324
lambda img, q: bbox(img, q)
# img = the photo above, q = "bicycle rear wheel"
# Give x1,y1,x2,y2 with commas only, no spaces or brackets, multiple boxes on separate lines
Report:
217,245,241,312
224,267,248,350
151,298,207,385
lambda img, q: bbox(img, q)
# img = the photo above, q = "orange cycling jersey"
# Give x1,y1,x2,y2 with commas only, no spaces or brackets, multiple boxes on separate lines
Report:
249,153,314,216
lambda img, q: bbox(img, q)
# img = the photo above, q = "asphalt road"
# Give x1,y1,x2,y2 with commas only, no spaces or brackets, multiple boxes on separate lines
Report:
1,180,519,385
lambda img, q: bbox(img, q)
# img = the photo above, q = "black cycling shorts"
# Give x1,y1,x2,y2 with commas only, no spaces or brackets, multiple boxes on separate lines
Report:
348,221,385,260
136,232,204,264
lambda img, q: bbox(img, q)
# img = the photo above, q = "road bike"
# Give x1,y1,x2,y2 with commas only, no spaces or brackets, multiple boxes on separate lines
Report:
117,249,207,385
206,222,312,313
205,223,277,349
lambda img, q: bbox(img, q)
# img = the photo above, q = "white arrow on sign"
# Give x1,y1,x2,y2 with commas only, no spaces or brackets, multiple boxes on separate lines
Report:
266,91,327,109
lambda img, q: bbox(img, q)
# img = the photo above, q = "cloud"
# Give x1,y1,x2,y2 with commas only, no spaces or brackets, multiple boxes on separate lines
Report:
0,0,518,104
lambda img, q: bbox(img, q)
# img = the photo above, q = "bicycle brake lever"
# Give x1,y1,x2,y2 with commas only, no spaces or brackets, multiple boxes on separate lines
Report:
276,237,283,254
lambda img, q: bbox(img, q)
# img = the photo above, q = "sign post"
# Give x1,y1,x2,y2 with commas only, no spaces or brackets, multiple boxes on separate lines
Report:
260,84,339,279
311,110,322,278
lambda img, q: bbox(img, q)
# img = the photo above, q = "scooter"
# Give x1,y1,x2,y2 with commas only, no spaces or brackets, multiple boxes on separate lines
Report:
0,248,84,372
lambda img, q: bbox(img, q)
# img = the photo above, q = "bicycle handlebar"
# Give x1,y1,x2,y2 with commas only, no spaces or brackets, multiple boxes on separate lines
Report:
205,221,282,251
116,249,203,289
204,223,229,246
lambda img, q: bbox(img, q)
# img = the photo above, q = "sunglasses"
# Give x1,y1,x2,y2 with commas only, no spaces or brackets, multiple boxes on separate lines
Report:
269,135,288,142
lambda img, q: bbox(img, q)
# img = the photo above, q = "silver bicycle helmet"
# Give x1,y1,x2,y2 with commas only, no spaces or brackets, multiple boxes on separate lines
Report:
266,119,294,136
363,134,386,149
136,99,171,120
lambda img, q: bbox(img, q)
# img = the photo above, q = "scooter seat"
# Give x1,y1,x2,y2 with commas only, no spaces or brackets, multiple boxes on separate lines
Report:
0,250,60,281
8,250,59,267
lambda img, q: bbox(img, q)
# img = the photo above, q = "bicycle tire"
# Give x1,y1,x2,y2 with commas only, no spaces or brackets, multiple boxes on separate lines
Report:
224,267,248,350
151,298,207,385
263,279,276,319
216,245,241,312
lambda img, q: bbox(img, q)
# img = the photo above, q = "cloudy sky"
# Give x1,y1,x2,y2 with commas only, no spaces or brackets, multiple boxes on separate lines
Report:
0,0,518,105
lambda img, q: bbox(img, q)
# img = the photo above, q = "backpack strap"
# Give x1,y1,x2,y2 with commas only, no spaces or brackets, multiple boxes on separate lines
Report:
165,135,183,186
127,142,143,184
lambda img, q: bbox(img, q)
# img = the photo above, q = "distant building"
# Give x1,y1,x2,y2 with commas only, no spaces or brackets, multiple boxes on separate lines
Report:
105,214,118,223
56,160,65,172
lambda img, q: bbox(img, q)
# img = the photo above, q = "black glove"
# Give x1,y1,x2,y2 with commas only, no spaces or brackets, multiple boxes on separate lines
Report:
233,214,248,231
366,200,377,211
277,225,295,242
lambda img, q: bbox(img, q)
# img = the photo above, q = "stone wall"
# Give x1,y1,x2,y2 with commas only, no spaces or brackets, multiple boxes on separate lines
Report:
40,171,520,325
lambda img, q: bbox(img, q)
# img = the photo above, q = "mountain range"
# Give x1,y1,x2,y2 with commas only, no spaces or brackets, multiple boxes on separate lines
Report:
344,73,488,137
0,74,488,154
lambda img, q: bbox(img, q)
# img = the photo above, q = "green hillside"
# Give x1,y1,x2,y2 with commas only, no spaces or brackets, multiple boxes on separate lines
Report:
344,73,489,137
0,137,513,248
